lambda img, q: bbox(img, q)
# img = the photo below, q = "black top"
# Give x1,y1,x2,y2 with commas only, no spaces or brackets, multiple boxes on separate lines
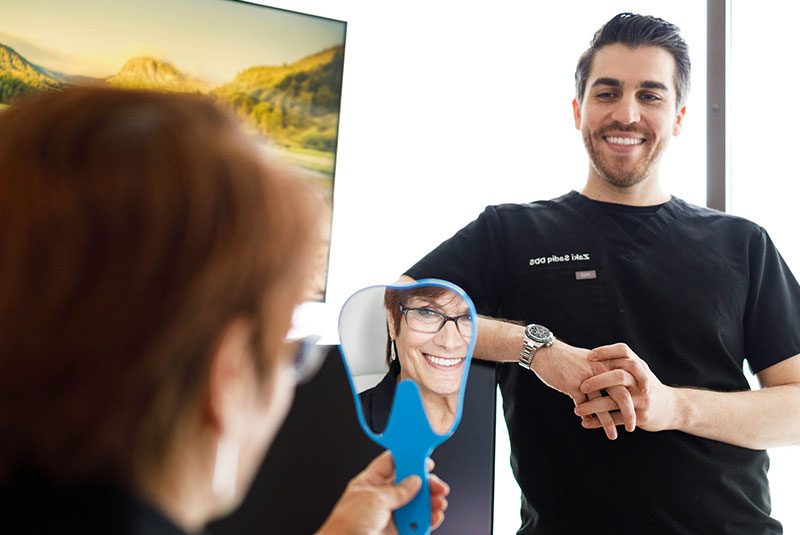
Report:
589,198,665,236
1,472,188,535
406,191,800,534
359,358,401,434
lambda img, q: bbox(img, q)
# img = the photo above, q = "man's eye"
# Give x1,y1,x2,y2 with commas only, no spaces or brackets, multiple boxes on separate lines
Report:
596,92,617,99
640,93,661,101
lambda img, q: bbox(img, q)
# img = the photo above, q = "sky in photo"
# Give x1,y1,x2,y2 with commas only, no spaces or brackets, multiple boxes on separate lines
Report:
0,0,345,84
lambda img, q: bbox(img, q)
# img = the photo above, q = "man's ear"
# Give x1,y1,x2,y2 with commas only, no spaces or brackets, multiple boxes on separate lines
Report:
572,99,582,130
673,105,687,136
205,318,254,431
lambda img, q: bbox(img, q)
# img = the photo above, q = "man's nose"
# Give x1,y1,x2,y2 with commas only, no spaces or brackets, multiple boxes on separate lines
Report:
610,95,641,125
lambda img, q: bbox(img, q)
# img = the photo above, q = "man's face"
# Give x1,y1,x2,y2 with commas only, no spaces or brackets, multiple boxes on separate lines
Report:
573,43,686,189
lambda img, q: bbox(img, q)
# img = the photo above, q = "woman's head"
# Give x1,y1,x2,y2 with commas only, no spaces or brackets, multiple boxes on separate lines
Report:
0,88,320,510
383,286,471,398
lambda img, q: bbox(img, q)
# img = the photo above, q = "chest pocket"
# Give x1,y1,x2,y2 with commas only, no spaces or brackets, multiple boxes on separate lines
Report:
513,264,611,345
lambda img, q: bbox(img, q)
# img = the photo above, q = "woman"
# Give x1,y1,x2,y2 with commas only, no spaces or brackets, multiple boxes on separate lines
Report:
0,88,448,534
361,286,472,435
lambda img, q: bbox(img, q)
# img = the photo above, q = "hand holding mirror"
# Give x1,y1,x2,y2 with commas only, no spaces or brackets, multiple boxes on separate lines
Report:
338,279,477,535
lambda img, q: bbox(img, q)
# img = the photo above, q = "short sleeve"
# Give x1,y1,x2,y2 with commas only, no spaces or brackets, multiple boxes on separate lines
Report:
743,227,800,373
405,206,506,316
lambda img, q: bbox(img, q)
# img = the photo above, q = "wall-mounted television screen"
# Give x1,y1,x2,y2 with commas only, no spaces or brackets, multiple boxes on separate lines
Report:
0,0,346,300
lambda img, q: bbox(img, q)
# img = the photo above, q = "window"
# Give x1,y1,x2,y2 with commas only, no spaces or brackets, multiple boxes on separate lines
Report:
729,3,800,533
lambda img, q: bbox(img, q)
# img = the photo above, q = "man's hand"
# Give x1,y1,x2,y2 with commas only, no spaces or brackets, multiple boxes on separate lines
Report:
575,343,677,433
317,451,450,535
531,340,637,439
470,317,638,439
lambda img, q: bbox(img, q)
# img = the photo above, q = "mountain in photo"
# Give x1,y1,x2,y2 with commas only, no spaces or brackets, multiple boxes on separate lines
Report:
106,56,208,93
0,43,63,102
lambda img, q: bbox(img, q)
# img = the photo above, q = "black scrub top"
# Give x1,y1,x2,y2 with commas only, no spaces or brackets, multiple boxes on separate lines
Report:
407,190,800,535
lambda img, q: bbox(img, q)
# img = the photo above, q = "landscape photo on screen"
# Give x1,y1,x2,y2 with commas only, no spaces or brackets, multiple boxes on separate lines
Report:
0,0,346,300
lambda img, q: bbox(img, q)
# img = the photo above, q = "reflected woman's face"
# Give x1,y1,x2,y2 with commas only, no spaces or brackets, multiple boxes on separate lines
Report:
393,294,470,397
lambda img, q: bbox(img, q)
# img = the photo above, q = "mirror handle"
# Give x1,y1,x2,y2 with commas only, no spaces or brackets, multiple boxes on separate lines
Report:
381,380,439,535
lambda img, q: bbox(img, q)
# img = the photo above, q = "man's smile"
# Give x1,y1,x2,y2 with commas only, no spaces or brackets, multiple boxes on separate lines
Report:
603,135,646,146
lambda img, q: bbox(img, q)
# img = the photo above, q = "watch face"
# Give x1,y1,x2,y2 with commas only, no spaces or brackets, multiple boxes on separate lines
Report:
526,324,553,343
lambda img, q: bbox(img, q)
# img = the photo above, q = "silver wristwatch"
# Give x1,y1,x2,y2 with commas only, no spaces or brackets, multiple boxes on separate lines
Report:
518,324,555,370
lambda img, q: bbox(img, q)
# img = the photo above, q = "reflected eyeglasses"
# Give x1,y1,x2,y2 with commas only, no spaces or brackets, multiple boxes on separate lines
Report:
287,335,325,384
400,306,473,337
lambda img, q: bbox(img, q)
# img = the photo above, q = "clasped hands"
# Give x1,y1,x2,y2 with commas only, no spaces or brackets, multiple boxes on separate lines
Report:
532,341,677,440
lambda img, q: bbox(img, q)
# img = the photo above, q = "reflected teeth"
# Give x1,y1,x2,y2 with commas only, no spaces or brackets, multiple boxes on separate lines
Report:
605,136,645,146
424,354,463,367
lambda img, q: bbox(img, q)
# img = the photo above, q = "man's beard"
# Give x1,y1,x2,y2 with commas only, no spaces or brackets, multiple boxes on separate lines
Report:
582,124,667,188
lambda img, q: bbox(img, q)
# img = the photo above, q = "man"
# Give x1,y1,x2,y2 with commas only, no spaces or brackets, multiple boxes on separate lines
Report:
403,13,800,534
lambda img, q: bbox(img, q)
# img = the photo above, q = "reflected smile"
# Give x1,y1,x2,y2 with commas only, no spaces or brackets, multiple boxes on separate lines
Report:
423,353,465,368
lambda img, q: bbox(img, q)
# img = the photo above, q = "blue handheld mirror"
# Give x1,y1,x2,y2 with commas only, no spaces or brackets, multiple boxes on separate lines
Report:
338,279,477,535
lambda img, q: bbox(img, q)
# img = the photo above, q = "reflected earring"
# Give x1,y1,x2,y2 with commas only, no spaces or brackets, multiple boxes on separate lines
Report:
390,339,398,361
212,434,239,503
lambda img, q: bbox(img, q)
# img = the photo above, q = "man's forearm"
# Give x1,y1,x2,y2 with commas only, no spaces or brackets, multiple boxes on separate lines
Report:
671,384,800,450
473,316,526,362
580,347,800,448
474,317,637,439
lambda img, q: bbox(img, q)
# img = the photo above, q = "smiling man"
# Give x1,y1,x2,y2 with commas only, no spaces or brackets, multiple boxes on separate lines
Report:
402,13,800,535
576,43,684,195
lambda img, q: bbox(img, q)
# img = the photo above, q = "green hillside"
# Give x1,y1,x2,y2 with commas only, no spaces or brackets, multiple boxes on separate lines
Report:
212,46,344,153
0,44,63,103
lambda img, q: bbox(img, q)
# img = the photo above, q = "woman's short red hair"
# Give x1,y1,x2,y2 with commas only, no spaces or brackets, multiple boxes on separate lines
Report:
0,87,320,484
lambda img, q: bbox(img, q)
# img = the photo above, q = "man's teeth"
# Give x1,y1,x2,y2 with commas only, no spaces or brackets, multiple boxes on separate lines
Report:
424,354,462,367
605,136,645,146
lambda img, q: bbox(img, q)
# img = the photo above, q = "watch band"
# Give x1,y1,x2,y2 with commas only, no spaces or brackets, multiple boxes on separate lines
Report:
518,324,555,370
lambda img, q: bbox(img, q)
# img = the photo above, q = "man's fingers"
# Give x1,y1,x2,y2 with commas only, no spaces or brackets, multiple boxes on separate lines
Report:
569,390,587,410
582,412,627,429
581,365,639,431
587,343,630,361
587,343,652,395
596,410,618,440
575,395,618,416
577,386,635,433
604,359,651,395
606,385,636,431
581,369,637,394
587,390,617,440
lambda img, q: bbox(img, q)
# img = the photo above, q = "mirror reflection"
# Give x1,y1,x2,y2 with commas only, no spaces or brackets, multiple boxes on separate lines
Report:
339,284,474,436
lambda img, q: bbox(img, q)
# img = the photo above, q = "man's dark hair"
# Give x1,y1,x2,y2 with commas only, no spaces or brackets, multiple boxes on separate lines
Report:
575,13,691,109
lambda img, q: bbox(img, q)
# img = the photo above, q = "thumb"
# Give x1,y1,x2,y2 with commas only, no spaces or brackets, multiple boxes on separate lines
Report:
382,475,423,510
